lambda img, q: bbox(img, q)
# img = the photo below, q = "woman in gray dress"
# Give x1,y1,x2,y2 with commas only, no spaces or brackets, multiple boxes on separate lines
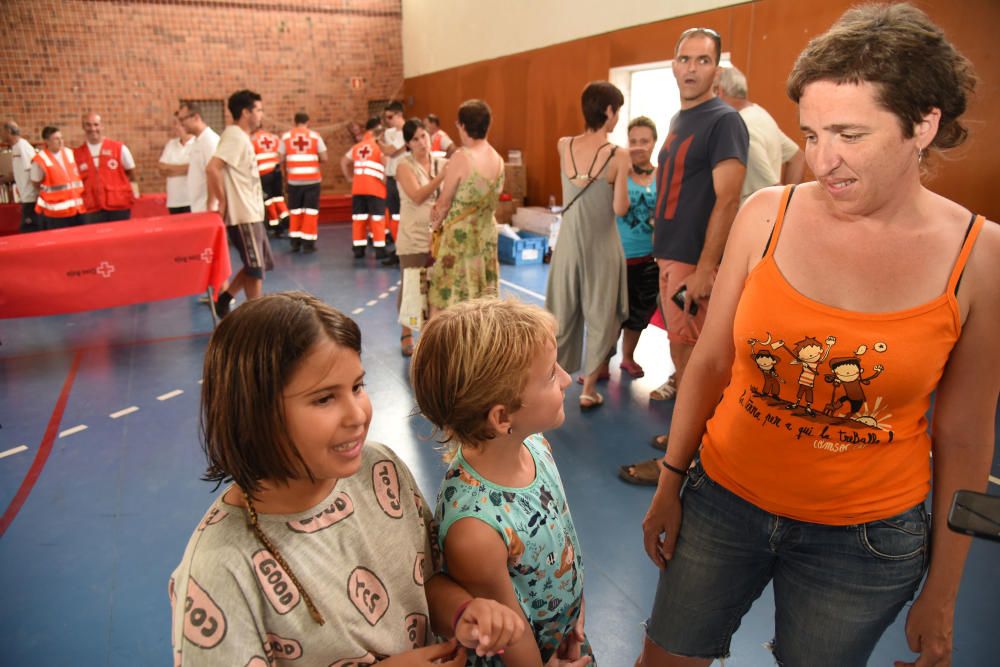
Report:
546,81,631,409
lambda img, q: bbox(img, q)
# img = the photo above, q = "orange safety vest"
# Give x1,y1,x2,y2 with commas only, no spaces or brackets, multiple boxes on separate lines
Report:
282,127,322,183
252,130,281,176
430,130,450,157
350,132,386,198
32,148,85,217
74,138,135,211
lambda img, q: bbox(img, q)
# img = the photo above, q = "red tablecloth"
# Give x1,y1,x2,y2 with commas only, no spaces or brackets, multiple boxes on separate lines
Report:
0,213,231,318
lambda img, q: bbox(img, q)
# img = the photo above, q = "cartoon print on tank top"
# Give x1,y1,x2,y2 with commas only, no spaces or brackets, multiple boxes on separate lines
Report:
742,331,893,451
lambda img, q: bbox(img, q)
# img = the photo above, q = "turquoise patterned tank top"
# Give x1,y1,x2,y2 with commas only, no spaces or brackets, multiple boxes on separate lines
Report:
435,434,591,664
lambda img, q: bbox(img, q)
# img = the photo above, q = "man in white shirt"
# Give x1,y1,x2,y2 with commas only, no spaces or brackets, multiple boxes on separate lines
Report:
205,90,272,318
157,114,195,214
2,120,40,232
379,101,407,265
718,66,805,205
177,102,220,213
74,113,139,224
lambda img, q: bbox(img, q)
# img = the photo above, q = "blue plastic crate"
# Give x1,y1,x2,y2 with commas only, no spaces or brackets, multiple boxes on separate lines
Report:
498,231,548,265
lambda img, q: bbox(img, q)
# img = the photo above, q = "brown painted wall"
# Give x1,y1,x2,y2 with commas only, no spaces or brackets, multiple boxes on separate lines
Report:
0,0,403,195
403,0,999,221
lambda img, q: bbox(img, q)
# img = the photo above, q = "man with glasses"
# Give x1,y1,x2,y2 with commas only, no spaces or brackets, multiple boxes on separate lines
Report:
177,102,220,213
620,27,749,485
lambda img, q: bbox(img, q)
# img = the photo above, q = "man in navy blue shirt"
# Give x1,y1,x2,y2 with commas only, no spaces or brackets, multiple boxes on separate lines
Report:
621,27,749,484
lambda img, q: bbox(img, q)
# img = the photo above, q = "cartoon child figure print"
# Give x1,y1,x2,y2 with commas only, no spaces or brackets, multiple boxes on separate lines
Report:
747,336,784,399
823,357,885,416
773,335,836,414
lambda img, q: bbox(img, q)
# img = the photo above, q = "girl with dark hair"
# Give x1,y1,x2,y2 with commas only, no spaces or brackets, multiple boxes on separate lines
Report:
170,292,525,665
546,81,631,410
428,100,504,315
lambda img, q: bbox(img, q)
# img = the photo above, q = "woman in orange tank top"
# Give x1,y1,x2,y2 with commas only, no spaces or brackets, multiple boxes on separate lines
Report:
636,6,999,667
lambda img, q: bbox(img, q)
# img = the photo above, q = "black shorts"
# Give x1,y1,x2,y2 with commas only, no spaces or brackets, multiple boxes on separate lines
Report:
260,169,284,200
168,206,191,215
623,257,659,331
352,194,386,218
287,182,320,210
226,222,274,279
385,176,400,217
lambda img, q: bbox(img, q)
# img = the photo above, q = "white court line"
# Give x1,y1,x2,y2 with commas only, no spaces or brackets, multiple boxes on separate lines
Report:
60,425,88,438
352,307,364,315
157,389,184,401
366,300,378,306
499,279,545,301
378,292,389,299
990,475,1000,487
388,286,398,292
109,406,139,419
0,445,28,459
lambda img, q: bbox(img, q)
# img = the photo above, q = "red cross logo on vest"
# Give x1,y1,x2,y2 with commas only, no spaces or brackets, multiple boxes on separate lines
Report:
358,144,372,160
292,135,311,152
97,261,116,278
259,135,277,151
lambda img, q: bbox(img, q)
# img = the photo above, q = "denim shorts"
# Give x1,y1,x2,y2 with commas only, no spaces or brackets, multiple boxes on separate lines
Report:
646,461,929,666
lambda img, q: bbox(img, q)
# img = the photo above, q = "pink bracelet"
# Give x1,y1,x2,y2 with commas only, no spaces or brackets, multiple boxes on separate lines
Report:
452,599,473,635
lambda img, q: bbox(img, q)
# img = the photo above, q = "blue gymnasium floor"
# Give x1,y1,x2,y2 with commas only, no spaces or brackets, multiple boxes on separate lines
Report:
1,223,997,666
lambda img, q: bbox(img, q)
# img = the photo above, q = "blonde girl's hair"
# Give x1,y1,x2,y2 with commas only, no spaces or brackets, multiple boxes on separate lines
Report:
410,298,556,458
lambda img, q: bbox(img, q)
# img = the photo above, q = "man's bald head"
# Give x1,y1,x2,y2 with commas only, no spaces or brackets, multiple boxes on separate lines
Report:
82,112,103,143
1,120,20,143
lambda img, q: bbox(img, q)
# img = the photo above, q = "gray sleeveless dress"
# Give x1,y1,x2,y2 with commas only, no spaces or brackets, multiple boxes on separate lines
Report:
545,146,628,375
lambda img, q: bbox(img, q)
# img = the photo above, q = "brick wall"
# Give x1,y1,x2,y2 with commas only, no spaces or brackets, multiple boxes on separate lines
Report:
1,0,403,194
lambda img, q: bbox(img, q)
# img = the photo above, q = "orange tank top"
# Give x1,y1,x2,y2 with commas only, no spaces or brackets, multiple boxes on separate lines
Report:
701,186,984,525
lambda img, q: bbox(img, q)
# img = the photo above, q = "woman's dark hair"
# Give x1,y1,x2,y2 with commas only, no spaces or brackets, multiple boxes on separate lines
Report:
581,81,625,131
787,3,976,150
364,116,381,131
457,99,491,139
42,126,59,140
200,291,362,497
227,89,262,122
403,117,425,146
425,113,441,127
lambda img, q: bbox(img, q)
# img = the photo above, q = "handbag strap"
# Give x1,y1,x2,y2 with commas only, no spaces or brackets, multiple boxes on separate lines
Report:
561,146,617,216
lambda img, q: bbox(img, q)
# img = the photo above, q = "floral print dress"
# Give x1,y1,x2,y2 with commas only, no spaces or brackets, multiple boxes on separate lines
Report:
428,149,504,309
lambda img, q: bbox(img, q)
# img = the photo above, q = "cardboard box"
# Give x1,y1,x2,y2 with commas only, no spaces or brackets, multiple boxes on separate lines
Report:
503,164,526,198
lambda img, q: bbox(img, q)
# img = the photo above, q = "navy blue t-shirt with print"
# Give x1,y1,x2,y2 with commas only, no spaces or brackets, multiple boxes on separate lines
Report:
652,96,749,264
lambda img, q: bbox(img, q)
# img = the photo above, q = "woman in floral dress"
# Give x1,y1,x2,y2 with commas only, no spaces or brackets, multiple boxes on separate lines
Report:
428,99,504,315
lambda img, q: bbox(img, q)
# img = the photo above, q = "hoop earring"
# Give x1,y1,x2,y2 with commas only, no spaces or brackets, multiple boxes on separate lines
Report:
507,427,513,435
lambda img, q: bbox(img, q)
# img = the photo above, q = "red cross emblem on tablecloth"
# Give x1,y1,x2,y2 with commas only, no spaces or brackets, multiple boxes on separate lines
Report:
258,134,277,151
358,144,372,160
97,261,115,278
200,248,214,263
292,135,311,152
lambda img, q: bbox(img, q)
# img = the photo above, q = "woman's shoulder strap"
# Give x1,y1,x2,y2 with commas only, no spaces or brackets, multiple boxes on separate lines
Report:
947,213,986,295
760,185,797,259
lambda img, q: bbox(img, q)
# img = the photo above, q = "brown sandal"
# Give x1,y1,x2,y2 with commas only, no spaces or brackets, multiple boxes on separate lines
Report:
617,459,661,486
650,433,669,451
400,333,414,357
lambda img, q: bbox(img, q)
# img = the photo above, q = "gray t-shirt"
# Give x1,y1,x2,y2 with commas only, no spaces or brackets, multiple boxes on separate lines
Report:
170,442,436,666
214,125,265,225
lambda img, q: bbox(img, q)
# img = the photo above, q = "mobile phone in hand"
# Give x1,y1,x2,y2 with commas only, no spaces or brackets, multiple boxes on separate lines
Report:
948,490,1000,542
671,287,699,316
